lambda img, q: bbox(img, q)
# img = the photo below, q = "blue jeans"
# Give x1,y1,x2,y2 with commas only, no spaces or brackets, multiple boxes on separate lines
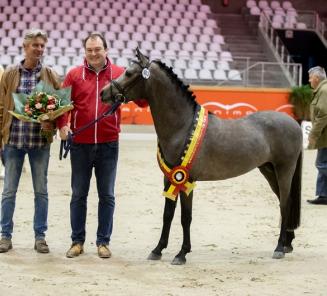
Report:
1,145,50,240
315,147,327,197
70,141,118,246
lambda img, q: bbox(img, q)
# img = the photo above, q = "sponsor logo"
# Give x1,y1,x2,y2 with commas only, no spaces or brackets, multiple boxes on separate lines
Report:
202,102,258,118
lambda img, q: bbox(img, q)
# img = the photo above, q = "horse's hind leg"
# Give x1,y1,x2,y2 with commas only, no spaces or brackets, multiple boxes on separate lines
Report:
259,163,280,196
148,178,178,260
259,163,289,259
171,190,193,265
272,163,299,259
284,230,295,253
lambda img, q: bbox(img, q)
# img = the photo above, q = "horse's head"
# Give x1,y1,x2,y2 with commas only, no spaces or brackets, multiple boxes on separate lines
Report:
101,47,151,105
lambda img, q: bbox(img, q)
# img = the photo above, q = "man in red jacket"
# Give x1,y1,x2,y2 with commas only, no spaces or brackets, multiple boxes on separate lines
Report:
57,32,146,258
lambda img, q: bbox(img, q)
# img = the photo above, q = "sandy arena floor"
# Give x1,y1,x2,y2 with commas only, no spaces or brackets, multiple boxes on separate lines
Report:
0,129,326,296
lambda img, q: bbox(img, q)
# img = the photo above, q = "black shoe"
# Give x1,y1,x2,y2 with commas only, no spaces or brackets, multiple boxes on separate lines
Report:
307,197,327,205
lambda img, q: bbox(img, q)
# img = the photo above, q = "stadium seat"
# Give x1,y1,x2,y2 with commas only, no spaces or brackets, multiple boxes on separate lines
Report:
258,0,269,9
116,57,130,68
13,55,24,64
186,34,199,43
282,1,293,10
228,69,242,80
50,47,62,56
271,1,281,9
178,50,191,59
184,69,198,80
221,51,233,62
174,59,188,69
3,6,14,14
250,6,261,15
164,49,177,59
53,65,65,76
192,51,205,60
246,0,257,8
9,13,20,22
154,41,167,51
1,37,13,48
6,46,20,55
0,55,12,66
218,61,230,71
0,0,9,7
150,49,162,60
43,56,56,67
158,33,171,43
296,22,307,29
188,59,202,70
182,42,194,52
199,69,213,80
196,43,208,52
65,47,77,57
209,43,222,52
213,69,227,80
206,51,219,60
203,60,216,71
168,42,180,51
8,29,20,39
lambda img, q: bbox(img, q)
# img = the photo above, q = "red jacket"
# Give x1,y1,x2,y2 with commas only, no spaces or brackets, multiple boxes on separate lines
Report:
57,58,146,143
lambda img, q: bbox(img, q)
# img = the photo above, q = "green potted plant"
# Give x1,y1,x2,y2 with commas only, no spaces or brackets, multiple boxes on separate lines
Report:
289,84,313,122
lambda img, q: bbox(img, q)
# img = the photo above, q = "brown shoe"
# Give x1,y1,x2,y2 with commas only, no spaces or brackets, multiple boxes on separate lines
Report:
0,237,12,253
34,239,50,253
66,243,84,258
98,244,111,258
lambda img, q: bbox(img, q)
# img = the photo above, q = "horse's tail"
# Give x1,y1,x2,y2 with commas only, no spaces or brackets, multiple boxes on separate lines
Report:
286,149,302,230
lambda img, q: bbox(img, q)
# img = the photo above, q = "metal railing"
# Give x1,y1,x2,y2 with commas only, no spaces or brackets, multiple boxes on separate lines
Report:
216,59,301,88
184,58,301,88
259,12,302,86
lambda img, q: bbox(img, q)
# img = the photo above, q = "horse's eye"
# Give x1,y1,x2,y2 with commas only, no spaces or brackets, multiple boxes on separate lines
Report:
125,70,132,77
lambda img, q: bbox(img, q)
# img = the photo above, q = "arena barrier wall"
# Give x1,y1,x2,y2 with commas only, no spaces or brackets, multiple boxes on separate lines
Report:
120,86,294,125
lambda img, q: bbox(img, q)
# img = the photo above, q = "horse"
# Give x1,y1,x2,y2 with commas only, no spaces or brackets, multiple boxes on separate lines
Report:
101,48,303,265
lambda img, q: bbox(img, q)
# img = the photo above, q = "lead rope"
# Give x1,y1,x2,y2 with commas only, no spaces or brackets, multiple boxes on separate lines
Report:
59,100,121,160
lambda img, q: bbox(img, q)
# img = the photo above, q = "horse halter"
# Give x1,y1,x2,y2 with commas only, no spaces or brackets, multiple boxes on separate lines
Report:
110,60,152,104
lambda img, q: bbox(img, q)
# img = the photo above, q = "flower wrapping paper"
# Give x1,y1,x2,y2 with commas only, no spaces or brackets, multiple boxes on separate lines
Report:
9,81,73,123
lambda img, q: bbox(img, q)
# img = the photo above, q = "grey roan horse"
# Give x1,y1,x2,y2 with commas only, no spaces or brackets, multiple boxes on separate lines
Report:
101,48,303,265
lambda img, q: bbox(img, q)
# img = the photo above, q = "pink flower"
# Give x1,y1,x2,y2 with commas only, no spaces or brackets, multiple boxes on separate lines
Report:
47,104,56,110
35,102,43,109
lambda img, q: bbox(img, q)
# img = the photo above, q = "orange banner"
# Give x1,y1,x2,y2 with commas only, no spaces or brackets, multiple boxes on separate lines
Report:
121,86,293,125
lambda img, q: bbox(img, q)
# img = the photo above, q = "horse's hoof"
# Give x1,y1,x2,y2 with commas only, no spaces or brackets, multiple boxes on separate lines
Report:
171,256,186,265
283,245,293,253
272,251,285,259
147,252,162,261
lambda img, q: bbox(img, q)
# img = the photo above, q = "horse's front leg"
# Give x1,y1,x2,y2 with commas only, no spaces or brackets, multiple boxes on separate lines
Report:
148,178,178,260
172,190,193,265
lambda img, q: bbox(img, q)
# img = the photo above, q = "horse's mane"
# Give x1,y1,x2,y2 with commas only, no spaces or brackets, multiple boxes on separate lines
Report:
153,60,197,103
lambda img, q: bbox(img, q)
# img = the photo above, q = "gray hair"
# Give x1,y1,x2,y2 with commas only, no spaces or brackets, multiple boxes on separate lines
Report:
308,66,326,80
23,28,48,44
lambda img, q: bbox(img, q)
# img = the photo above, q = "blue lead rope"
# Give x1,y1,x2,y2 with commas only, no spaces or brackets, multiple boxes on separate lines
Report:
59,101,122,160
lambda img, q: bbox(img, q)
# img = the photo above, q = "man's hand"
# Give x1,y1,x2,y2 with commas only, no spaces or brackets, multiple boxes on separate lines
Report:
59,125,71,140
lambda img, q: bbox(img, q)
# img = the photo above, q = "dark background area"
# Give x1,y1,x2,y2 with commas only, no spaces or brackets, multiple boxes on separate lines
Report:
204,0,327,84
205,0,327,17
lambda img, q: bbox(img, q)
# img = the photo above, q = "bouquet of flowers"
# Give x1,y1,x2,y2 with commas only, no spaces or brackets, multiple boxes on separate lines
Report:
9,81,73,142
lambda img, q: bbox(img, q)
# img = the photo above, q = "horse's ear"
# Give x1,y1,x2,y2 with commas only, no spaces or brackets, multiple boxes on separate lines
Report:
135,47,148,67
